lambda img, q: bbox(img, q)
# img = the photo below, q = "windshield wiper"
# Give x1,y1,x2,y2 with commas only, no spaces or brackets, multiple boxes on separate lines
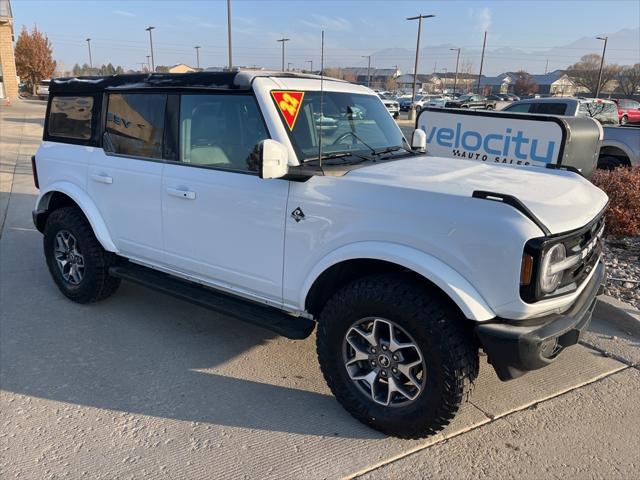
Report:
336,131,377,155
303,151,371,164
372,145,419,158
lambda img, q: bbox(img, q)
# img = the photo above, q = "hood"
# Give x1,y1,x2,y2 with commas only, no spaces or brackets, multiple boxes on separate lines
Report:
345,156,608,235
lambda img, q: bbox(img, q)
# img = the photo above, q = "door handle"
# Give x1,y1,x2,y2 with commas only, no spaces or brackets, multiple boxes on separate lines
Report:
91,173,113,184
167,187,196,200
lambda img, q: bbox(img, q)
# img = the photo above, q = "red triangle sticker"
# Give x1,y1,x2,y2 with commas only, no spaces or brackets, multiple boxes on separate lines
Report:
271,91,305,130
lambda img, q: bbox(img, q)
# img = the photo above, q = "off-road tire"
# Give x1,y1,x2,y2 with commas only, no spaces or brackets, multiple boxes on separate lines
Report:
44,207,120,303
597,155,623,170
316,274,479,439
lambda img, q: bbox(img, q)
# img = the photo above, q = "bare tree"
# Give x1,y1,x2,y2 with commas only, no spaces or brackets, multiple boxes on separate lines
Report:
322,67,342,80
616,64,640,96
14,25,56,95
566,53,620,94
514,71,539,96
384,76,397,92
459,58,475,92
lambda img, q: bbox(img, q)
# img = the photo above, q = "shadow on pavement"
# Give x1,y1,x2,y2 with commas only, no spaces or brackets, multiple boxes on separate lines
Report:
0,193,375,439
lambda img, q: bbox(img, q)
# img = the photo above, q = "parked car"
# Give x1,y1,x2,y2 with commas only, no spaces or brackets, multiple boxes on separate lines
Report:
378,93,400,118
445,94,497,110
398,95,415,111
423,95,451,109
487,94,507,101
33,71,607,439
36,80,50,100
411,95,443,110
598,125,640,169
501,97,619,125
612,98,640,125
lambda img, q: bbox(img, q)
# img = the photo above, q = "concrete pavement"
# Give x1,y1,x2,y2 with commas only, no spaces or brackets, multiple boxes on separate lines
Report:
1,99,639,479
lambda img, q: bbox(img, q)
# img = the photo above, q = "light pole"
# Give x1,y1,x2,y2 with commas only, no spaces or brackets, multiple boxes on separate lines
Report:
595,36,608,98
145,26,156,72
407,14,436,120
277,37,290,71
85,38,93,70
306,60,313,73
146,55,151,72
476,31,487,94
194,46,201,70
227,0,233,70
361,55,371,87
450,47,460,95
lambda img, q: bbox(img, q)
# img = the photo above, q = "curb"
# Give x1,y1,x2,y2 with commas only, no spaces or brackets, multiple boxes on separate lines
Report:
594,295,640,336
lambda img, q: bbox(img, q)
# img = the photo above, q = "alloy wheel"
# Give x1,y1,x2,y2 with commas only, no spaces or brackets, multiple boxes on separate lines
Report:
54,230,85,285
342,317,426,407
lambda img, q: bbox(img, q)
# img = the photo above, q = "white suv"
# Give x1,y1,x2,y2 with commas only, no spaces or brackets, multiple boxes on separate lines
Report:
32,71,607,439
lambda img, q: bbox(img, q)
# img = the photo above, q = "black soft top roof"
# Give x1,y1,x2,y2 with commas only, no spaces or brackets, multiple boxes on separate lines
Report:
49,70,340,94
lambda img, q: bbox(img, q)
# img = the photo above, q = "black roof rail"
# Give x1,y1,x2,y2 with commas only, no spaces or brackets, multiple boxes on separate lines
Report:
545,163,582,175
472,190,551,236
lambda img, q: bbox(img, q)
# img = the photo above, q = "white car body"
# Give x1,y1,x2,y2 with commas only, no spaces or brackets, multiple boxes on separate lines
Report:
33,72,609,433
34,72,607,323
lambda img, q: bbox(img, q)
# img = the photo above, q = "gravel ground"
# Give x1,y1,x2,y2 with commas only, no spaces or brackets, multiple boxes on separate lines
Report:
603,236,640,310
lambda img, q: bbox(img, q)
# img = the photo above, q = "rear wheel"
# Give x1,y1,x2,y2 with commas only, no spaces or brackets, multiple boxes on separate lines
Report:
316,274,479,438
44,207,120,303
597,155,623,170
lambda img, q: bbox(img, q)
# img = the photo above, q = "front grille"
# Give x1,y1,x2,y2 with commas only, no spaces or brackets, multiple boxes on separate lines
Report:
558,214,605,292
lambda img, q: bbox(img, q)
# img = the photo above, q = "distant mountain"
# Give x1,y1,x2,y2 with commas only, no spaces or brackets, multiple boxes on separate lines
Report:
361,27,639,76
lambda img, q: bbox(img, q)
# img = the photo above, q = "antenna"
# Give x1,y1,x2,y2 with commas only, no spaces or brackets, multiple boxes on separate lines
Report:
318,30,325,169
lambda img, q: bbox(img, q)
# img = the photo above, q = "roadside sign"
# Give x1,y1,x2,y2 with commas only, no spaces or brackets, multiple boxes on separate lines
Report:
417,108,565,167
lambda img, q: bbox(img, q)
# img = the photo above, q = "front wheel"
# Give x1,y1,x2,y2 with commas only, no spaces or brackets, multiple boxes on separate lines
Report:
620,115,628,125
316,274,479,438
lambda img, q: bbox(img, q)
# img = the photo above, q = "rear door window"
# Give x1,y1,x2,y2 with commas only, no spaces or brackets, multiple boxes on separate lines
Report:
532,103,568,115
504,103,532,113
48,96,94,140
105,93,167,159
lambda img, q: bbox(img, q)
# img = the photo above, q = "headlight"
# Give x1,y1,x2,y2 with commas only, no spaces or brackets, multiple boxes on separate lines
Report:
539,243,566,293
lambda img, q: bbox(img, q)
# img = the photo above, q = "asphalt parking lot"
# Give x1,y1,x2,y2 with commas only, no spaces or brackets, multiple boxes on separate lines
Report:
1,99,639,479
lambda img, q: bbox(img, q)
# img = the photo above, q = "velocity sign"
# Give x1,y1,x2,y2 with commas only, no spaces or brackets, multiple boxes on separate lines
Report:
417,109,566,167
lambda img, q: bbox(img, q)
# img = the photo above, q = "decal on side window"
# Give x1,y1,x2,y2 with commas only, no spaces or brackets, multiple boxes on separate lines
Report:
271,90,304,130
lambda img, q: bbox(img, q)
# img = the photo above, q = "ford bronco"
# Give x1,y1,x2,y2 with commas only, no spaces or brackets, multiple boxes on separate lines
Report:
32,71,607,438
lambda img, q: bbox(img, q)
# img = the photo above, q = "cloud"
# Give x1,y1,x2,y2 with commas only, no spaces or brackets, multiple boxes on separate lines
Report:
300,15,351,31
179,15,217,29
113,10,136,18
468,7,491,32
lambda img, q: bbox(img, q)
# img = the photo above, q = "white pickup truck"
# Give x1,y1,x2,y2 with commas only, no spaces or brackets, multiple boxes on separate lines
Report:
32,71,607,438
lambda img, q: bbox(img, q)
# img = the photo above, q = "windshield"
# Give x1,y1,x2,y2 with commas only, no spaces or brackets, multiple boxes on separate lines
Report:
273,91,406,161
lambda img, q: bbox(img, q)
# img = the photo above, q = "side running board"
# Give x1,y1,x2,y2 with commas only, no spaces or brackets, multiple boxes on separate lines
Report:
472,190,551,236
109,263,316,340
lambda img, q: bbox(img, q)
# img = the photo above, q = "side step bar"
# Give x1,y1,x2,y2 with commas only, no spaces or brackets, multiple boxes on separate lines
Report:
109,263,316,340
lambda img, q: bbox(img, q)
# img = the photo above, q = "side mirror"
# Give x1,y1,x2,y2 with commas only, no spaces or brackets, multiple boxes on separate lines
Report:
411,129,427,152
259,139,289,179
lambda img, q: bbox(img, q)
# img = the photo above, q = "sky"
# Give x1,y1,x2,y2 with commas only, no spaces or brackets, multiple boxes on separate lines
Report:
10,0,640,74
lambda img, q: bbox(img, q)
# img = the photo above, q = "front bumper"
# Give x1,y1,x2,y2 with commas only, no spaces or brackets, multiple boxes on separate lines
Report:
475,260,605,381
